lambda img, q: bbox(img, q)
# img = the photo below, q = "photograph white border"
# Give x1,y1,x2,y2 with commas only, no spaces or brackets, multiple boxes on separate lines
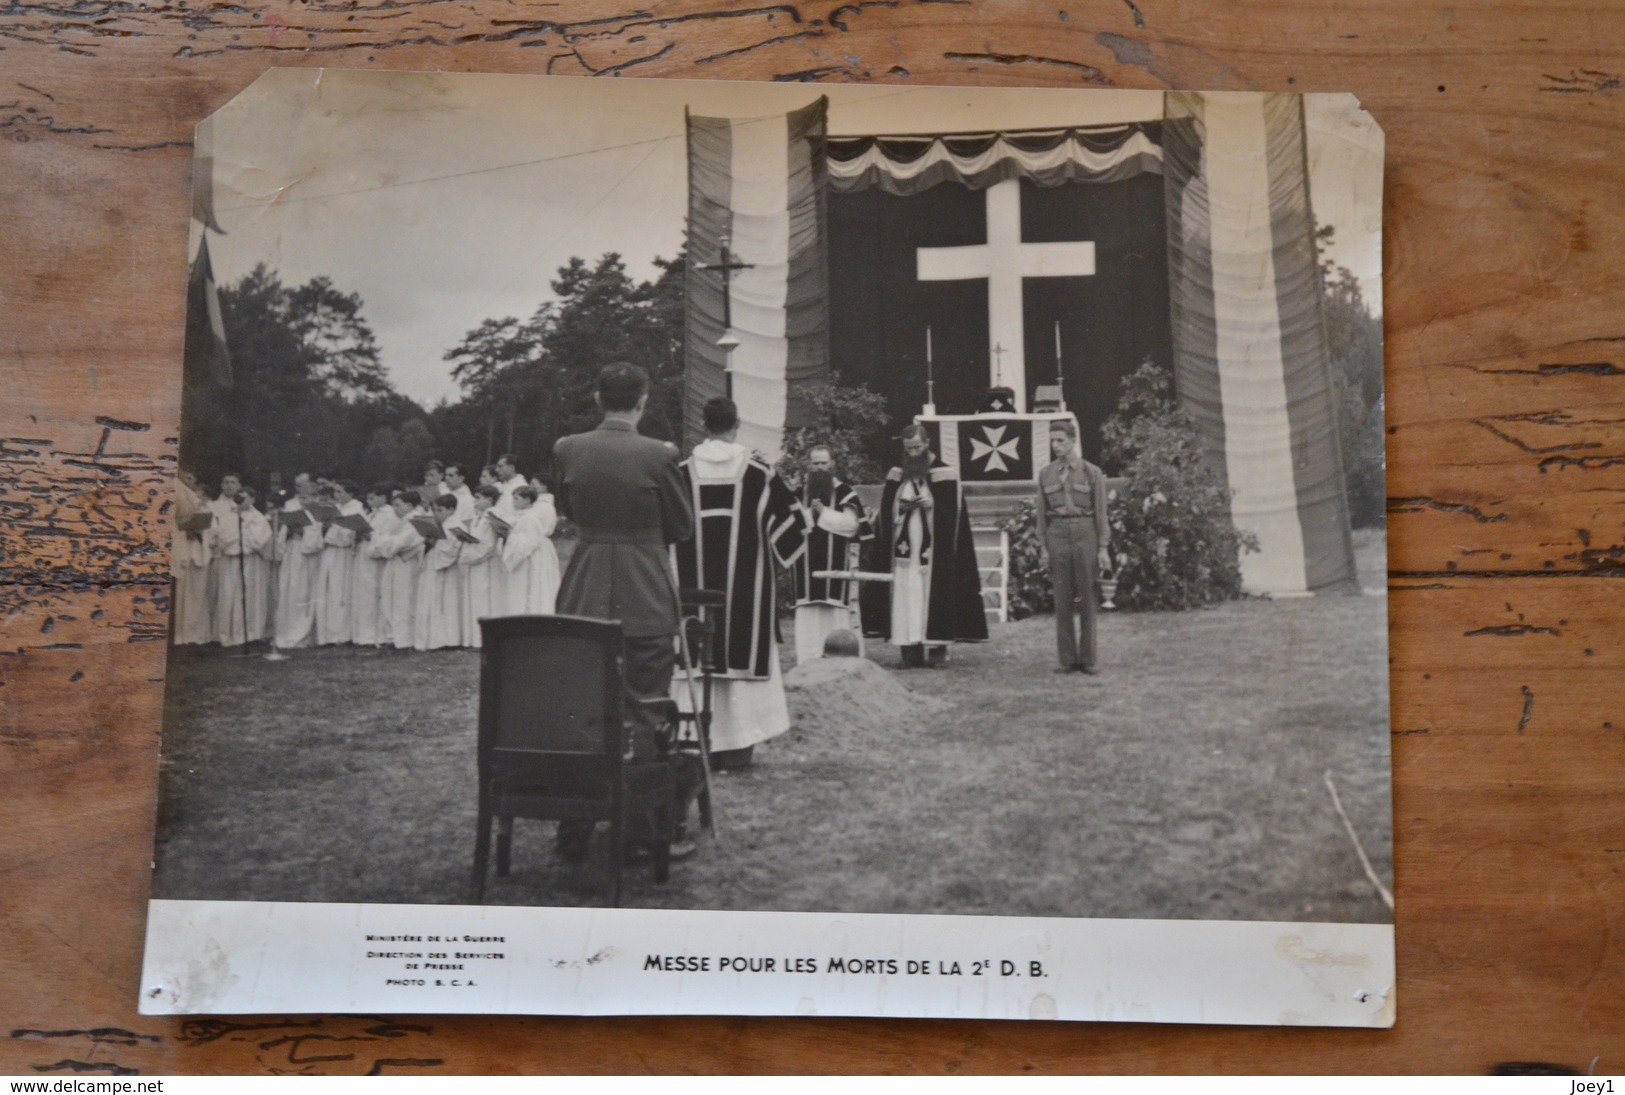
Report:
143,899,1394,1025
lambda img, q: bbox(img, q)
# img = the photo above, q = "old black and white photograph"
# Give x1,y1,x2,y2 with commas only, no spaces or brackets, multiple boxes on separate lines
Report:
142,71,1392,1024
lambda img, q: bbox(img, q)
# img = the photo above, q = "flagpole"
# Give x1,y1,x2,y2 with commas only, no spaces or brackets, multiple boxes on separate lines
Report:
264,507,289,662
237,506,249,653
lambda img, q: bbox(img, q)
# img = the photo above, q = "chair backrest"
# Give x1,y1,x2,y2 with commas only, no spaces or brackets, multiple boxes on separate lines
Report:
477,615,625,788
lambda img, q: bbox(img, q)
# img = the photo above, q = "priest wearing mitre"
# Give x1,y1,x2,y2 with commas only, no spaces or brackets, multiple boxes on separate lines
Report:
673,397,810,770
861,422,988,667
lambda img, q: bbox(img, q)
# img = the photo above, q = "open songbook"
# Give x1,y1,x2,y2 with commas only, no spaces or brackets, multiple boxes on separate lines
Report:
330,513,372,536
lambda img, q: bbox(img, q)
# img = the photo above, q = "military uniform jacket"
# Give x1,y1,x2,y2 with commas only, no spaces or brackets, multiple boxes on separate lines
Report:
553,419,694,638
1035,456,1110,546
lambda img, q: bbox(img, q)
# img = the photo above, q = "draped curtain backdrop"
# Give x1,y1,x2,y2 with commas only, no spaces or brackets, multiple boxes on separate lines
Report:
684,94,1355,595
1162,92,1356,595
684,98,829,459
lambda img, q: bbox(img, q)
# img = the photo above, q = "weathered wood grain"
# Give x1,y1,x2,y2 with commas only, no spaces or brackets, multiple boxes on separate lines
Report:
3,0,1624,1075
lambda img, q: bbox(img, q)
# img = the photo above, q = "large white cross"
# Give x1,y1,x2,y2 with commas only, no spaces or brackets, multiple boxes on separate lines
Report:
916,178,1096,412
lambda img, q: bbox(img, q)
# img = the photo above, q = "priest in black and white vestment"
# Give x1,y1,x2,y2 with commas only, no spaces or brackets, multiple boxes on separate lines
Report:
674,397,810,768
861,422,988,666
791,444,868,663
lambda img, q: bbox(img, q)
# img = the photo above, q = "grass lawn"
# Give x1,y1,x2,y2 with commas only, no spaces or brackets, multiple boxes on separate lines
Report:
152,579,1392,924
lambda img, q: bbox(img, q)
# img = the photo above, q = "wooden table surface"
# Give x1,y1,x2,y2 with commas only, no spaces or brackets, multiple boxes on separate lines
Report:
3,0,1622,1076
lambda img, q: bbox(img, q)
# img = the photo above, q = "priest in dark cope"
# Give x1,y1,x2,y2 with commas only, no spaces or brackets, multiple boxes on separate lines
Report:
860,423,988,667
673,397,810,769
790,444,869,663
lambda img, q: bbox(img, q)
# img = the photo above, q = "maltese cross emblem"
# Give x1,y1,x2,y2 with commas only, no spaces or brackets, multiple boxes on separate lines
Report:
969,424,1022,474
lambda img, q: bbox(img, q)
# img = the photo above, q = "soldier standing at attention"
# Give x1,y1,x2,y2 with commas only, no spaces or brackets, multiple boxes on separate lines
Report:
1036,419,1111,675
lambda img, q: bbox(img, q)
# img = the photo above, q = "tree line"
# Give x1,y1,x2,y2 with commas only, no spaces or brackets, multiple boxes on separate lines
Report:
183,240,1384,532
181,251,686,494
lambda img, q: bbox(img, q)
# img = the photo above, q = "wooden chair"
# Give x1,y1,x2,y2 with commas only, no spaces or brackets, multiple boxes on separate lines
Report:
469,614,677,907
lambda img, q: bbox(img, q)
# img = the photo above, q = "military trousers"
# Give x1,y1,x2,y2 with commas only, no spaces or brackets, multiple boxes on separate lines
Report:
1045,517,1100,670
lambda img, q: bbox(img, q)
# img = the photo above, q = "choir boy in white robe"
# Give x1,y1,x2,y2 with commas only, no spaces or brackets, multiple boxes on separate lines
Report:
377,489,425,651
499,484,560,615
491,453,527,524
204,473,242,628
353,485,399,647
414,493,464,650
213,486,273,648
457,484,504,646
171,468,213,645
420,461,447,509
273,473,324,650
443,464,477,523
316,481,366,645
673,397,809,769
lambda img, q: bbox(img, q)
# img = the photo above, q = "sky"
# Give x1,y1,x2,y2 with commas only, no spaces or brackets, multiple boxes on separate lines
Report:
203,72,1382,408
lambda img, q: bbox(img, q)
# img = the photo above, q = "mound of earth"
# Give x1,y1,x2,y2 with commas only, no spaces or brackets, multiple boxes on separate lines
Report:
783,656,955,748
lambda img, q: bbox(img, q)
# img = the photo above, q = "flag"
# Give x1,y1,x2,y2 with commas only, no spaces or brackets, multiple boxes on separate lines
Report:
184,117,232,388
824,123,1172,464
684,98,829,457
184,232,233,388
1163,92,1357,595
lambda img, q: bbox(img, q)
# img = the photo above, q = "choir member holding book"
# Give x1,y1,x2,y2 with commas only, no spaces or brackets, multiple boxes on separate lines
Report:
499,484,560,615
414,494,465,650
273,473,324,650
316,482,367,645
458,484,504,648
353,485,399,647
376,489,425,651
171,468,214,646
204,473,243,627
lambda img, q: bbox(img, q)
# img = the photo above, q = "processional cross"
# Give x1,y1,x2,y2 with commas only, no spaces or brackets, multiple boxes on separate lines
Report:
696,233,755,398
916,178,1096,412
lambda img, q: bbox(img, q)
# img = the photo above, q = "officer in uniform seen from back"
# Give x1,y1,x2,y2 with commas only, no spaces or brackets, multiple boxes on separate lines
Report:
551,361,696,861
